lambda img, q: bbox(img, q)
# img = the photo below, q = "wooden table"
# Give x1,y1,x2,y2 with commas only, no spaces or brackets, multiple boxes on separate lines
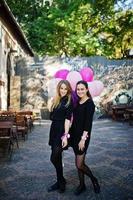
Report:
112,105,133,121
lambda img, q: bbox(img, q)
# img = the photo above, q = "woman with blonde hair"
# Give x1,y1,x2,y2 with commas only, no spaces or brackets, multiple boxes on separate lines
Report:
47,80,73,193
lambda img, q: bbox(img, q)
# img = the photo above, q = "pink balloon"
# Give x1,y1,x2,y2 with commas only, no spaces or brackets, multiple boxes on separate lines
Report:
80,67,94,82
66,71,82,90
88,80,104,97
94,80,104,96
87,82,97,97
54,69,69,79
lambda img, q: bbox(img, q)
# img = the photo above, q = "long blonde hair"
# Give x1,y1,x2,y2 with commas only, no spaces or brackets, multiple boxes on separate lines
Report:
50,80,72,112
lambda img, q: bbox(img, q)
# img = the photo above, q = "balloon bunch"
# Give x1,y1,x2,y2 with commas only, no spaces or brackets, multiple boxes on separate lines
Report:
47,67,104,98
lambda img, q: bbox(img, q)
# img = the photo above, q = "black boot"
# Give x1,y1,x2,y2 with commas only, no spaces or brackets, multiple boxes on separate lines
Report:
92,177,100,193
58,178,66,193
47,182,59,192
74,184,86,196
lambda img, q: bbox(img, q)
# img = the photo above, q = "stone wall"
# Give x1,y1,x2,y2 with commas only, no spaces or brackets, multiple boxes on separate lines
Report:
15,58,48,111
94,65,133,117
10,76,21,110
0,20,32,110
17,56,133,118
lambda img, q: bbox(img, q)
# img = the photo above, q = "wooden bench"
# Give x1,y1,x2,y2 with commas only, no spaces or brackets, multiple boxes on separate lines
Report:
125,108,133,125
112,104,133,121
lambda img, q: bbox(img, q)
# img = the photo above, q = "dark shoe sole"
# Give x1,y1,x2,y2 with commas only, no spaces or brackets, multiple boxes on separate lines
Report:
74,186,86,196
58,179,66,193
47,182,59,192
58,188,66,193
93,180,101,193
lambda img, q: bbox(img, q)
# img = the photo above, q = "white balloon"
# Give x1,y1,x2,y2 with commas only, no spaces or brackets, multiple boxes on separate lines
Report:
47,78,62,98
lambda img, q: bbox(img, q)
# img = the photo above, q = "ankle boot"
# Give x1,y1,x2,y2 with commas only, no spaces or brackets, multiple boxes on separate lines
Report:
92,178,100,193
74,184,86,195
47,182,59,192
58,178,66,193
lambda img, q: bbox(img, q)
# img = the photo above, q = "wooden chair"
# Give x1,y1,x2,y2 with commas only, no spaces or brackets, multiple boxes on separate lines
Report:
16,111,33,132
0,121,14,154
15,115,28,140
0,115,19,148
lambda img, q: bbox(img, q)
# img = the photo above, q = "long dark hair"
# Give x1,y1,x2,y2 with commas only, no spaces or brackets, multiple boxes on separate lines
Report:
76,80,92,99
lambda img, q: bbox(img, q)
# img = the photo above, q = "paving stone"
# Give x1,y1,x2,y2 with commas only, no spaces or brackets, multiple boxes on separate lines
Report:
0,119,133,200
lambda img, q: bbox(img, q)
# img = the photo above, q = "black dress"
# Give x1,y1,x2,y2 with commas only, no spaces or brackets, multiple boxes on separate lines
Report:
70,98,95,155
49,96,73,147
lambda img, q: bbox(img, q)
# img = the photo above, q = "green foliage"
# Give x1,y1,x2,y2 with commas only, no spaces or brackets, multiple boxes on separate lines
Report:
6,0,133,58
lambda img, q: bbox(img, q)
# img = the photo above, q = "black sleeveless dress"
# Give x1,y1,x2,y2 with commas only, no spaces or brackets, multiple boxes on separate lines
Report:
49,96,73,147
70,98,95,155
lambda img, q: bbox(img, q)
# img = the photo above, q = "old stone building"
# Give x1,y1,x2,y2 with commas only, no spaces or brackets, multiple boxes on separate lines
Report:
0,0,34,110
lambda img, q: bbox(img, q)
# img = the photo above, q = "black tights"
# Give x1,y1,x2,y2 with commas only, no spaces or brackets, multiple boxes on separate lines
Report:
75,154,97,186
50,146,64,183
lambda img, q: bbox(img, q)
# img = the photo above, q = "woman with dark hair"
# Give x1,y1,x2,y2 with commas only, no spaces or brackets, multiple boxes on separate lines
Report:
70,80,100,195
47,80,73,193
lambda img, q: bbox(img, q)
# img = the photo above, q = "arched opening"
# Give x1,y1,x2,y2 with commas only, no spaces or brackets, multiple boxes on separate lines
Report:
6,54,11,110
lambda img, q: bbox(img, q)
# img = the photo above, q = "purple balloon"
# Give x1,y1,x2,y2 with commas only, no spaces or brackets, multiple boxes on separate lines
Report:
54,69,69,79
80,67,94,82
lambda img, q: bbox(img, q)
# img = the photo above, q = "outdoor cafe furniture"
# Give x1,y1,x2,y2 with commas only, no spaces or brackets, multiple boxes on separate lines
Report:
0,121,14,154
125,108,133,125
16,111,33,132
0,111,16,121
112,104,133,121
0,110,32,136
0,120,19,149
15,115,28,140
0,112,28,141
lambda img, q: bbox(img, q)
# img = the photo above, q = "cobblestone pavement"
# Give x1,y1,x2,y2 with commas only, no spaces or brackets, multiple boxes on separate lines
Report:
0,119,133,200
